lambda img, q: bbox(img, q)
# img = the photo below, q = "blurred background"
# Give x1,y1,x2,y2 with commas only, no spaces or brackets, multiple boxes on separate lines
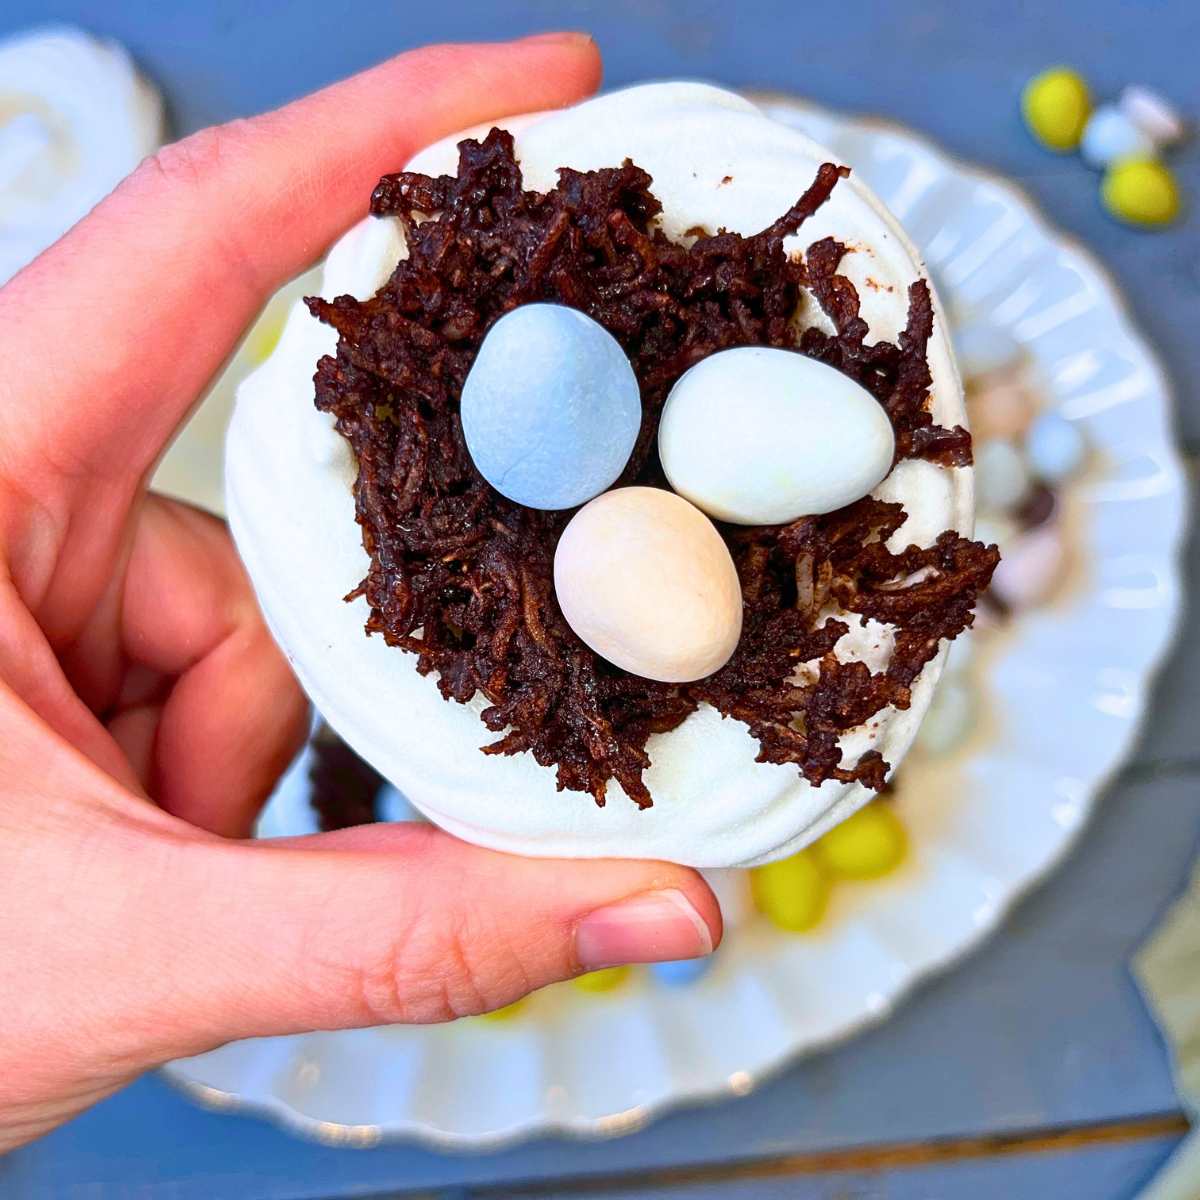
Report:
1,3,1197,1198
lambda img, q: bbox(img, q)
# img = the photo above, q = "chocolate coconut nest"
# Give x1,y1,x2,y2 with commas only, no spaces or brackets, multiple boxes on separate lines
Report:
307,129,998,809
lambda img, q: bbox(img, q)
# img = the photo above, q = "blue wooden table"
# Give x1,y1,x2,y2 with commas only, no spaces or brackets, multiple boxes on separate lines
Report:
2,3,1197,1197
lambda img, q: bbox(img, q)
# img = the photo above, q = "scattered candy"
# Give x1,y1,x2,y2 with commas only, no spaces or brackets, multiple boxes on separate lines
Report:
968,377,1036,441
554,487,743,682
990,523,1066,610
750,850,828,932
1080,106,1154,170
652,958,713,987
658,346,894,525
953,321,1022,381
1101,157,1181,228
975,438,1033,514
573,966,631,994
478,998,526,1022
814,804,908,879
1022,67,1092,152
460,304,640,510
1025,410,1086,483
915,677,976,756
1119,85,1187,149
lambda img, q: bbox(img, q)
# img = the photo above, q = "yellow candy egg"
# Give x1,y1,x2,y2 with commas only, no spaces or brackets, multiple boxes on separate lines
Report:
573,965,632,994
1101,157,1181,227
477,997,527,1023
1022,67,1091,151
814,804,908,880
750,850,828,932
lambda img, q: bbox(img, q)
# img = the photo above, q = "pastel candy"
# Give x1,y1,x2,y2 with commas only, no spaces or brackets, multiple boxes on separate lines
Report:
814,803,908,879
1101,158,1181,228
554,487,743,683
461,304,641,510
750,850,828,932
975,438,1032,514
1022,67,1091,152
651,958,713,986
1120,85,1187,148
1080,106,1154,170
991,523,1066,609
658,346,895,526
1026,410,1086,483
968,378,1035,441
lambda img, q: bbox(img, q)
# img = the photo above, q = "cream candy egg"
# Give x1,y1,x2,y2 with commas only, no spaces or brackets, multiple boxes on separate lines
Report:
554,488,743,683
226,83,972,868
659,346,895,525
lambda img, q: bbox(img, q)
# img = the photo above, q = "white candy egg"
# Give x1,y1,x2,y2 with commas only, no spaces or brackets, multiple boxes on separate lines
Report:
1119,85,1187,148
975,438,1032,514
553,487,743,683
658,346,895,526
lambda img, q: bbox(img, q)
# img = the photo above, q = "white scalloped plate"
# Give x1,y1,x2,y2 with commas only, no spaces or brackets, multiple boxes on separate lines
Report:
160,94,1188,1149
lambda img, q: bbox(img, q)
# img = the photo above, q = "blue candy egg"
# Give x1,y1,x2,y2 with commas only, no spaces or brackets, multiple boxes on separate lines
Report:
1026,410,1086,483
651,957,713,987
1080,105,1154,170
461,304,641,510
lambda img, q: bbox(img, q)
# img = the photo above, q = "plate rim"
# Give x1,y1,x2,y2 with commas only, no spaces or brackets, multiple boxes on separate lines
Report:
160,91,1191,1151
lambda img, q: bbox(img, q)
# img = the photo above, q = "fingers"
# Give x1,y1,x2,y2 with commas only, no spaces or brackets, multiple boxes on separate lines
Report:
0,35,601,501
96,495,309,836
150,824,721,1057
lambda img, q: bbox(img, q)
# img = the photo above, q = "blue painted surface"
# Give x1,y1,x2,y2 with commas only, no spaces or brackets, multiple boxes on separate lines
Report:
1,2,1197,1197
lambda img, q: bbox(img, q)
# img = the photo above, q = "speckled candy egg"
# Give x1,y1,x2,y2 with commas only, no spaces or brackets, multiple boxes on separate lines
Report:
460,304,641,510
658,346,895,526
553,487,743,683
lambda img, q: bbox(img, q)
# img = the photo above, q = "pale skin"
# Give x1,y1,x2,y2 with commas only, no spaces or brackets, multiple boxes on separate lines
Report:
0,35,721,1152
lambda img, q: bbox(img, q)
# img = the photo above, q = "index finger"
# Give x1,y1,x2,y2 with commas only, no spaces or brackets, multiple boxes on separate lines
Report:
0,34,601,493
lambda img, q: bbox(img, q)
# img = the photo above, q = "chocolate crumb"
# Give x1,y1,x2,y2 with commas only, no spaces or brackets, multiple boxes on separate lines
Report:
308,129,997,808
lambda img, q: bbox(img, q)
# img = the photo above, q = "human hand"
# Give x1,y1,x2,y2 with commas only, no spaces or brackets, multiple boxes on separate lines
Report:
0,35,720,1152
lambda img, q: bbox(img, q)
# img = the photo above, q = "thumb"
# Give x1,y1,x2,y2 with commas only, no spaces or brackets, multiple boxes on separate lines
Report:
152,823,721,1057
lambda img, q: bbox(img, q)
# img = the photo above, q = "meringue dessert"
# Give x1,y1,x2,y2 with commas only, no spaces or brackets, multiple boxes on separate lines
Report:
226,83,997,868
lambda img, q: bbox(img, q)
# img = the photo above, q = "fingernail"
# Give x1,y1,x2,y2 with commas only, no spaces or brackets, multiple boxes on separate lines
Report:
520,31,595,48
576,889,713,970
